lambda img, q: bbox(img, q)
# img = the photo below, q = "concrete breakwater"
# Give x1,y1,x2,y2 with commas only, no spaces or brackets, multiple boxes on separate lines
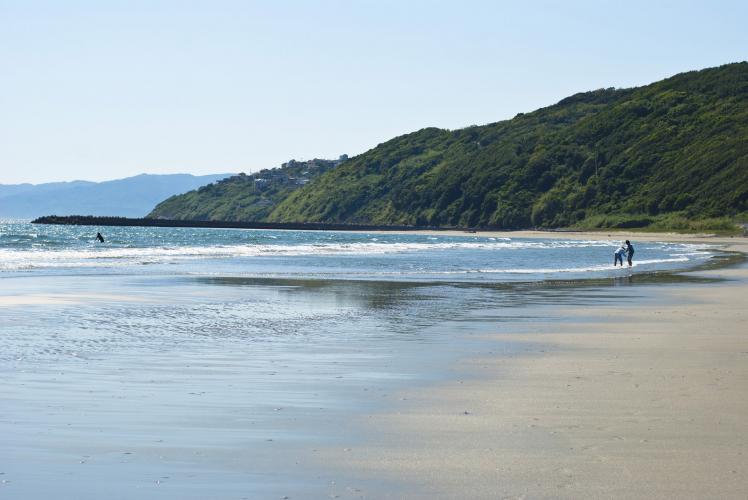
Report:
31,215,446,232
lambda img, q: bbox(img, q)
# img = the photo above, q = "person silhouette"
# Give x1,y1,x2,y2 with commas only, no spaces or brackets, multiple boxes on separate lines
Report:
614,244,626,266
625,240,635,267
96,232,105,243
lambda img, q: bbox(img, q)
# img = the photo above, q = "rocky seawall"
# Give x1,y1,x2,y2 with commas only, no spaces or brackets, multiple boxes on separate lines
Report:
31,215,444,232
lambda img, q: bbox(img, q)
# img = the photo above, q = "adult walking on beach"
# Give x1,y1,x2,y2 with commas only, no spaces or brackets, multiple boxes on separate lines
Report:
625,239,634,266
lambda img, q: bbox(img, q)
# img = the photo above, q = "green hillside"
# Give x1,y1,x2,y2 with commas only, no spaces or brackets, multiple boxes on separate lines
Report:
151,63,748,230
148,158,345,221
269,63,747,230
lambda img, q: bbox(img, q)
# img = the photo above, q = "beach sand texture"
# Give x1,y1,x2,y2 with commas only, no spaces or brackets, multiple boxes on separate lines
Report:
323,237,748,499
2,230,747,498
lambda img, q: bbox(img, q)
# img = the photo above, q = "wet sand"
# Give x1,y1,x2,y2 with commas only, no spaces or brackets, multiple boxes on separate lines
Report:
2,232,746,499
0,293,148,306
325,236,748,498
0,273,509,499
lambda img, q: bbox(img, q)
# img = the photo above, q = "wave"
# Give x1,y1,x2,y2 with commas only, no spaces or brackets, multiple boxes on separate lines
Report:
475,257,691,274
0,238,628,259
0,237,712,273
313,257,692,276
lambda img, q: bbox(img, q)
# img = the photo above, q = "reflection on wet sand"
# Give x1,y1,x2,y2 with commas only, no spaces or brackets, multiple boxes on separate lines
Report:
0,255,740,499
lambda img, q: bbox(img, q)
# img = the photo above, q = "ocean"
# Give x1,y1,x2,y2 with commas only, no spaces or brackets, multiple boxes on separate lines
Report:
0,221,723,498
0,221,713,280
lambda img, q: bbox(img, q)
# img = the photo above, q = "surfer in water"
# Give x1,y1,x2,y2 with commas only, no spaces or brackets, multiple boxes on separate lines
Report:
95,232,105,243
614,244,626,266
625,240,634,266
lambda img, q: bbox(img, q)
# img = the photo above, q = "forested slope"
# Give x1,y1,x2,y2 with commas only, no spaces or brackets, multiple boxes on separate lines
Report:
148,158,343,221
269,63,747,229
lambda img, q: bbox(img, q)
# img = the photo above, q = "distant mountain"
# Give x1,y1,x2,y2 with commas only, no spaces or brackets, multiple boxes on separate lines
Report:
147,158,347,221
0,180,95,199
0,173,233,219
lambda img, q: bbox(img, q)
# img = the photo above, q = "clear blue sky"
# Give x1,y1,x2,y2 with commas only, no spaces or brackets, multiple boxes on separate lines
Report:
1,0,746,184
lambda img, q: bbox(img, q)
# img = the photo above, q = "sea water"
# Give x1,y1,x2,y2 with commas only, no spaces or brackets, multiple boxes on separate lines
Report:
0,220,719,366
0,221,723,498
0,221,713,280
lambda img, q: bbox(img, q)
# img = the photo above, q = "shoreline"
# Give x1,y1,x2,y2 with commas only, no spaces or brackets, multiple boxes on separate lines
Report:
29,215,745,243
379,228,748,247
323,240,748,498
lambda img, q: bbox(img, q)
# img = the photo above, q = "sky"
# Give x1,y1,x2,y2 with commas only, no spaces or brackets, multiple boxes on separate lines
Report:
1,0,746,184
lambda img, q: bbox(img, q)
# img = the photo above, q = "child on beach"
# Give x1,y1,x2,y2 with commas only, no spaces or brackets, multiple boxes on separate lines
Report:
614,245,626,266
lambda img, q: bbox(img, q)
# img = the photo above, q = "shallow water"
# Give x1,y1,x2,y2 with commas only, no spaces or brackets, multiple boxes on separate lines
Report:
2,273,658,498
0,221,715,280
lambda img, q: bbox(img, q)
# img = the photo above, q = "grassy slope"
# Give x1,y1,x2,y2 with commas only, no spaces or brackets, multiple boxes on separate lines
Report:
148,161,336,221
269,63,748,230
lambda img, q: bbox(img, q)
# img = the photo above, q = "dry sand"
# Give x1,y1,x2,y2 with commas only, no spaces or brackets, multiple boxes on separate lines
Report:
389,228,746,245
327,234,748,499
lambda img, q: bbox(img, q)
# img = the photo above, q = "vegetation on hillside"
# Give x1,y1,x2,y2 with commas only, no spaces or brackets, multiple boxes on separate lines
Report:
148,158,345,221
269,63,747,230
150,63,748,230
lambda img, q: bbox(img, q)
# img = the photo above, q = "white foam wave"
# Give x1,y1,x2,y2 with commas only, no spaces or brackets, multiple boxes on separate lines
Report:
0,239,709,272
0,238,619,259
475,257,691,274
181,255,699,280
331,257,690,276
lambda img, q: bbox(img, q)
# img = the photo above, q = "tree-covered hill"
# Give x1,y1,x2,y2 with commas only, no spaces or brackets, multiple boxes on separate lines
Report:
268,63,747,229
148,157,346,221
149,63,748,230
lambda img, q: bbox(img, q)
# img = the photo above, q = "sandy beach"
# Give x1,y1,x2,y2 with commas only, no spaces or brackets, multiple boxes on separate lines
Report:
2,228,746,499
382,228,747,245
323,233,748,498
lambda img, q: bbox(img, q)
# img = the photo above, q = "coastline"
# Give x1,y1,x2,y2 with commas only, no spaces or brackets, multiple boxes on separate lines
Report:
377,228,746,246
322,237,748,498
29,215,745,244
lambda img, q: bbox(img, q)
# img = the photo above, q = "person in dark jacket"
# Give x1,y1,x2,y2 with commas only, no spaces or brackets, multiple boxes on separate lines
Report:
625,240,634,266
